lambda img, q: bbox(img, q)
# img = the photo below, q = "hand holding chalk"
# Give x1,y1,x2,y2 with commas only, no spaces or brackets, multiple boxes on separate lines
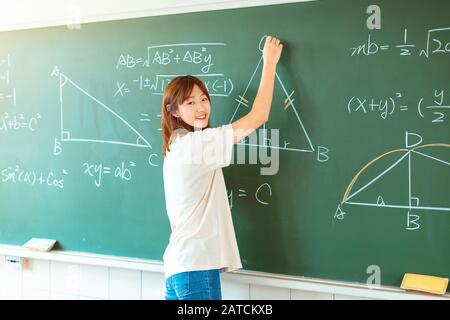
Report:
262,35,283,67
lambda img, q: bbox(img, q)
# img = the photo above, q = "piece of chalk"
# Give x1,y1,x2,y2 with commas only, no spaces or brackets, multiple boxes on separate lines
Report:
401,273,449,295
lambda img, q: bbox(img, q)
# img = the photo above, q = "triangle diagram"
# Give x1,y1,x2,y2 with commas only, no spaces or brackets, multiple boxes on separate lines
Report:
343,150,410,206
59,73,151,149
228,37,314,153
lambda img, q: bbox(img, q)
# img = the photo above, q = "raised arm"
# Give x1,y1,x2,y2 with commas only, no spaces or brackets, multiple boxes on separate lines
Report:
231,36,283,143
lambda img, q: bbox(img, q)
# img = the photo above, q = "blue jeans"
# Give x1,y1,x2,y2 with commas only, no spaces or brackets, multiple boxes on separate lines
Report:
165,269,222,300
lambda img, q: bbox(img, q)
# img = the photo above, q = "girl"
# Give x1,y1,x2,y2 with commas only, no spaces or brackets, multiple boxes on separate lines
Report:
161,36,283,300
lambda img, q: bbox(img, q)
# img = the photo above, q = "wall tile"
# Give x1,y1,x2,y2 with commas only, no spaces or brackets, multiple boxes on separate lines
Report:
50,292,80,300
250,284,290,300
291,289,333,300
109,268,141,300
334,294,374,300
22,289,51,300
222,278,250,300
79,264,109,299
22,259,50,293
0,255,22,299
142,271,165,300
50,261,81,295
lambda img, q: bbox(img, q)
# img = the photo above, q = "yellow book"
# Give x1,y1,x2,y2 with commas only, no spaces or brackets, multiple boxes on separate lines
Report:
401,273,449,295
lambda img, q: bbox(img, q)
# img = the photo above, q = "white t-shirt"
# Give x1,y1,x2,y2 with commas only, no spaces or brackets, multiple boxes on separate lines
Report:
162,124,242,279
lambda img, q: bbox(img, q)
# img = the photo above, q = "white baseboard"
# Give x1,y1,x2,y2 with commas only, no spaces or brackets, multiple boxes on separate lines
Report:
0,244,447,300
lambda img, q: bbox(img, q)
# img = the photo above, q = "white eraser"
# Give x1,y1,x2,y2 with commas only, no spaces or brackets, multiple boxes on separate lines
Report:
23,238,57,252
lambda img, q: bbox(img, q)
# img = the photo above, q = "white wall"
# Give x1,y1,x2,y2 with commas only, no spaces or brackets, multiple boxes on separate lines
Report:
2,253,448,300
0,0,312,32
0,255,351,300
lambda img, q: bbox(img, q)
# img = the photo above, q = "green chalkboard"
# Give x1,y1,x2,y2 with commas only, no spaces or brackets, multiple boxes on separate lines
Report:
0,0,449,289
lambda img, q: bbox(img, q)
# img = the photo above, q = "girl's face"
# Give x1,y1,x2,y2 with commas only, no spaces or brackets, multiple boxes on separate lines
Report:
174,84,210,129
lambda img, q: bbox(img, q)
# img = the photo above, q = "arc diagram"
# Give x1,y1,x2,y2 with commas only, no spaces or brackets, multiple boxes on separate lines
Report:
335,131,449,231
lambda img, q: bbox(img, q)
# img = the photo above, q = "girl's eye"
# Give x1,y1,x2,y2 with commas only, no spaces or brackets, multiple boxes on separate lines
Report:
187,101,195,105
202,98,208,102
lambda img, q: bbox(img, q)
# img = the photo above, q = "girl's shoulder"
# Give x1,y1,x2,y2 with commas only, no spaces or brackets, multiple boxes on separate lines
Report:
168,128,190,146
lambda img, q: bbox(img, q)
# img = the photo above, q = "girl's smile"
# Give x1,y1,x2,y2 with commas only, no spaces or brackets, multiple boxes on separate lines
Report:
175,84,211,129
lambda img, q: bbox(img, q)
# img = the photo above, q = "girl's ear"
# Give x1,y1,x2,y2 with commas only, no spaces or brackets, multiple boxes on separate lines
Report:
171,111,180,118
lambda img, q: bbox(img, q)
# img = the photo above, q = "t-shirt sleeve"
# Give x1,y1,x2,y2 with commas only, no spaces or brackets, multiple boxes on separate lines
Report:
182,124,235,172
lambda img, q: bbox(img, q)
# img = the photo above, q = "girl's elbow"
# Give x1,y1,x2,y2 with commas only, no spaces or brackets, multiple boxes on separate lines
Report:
255,110,269,124
250,109,269,126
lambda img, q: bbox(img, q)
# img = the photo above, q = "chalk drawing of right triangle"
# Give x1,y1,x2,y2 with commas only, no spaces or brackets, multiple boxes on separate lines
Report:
229,36,314,153
344,151,409,205
59,73,151,149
